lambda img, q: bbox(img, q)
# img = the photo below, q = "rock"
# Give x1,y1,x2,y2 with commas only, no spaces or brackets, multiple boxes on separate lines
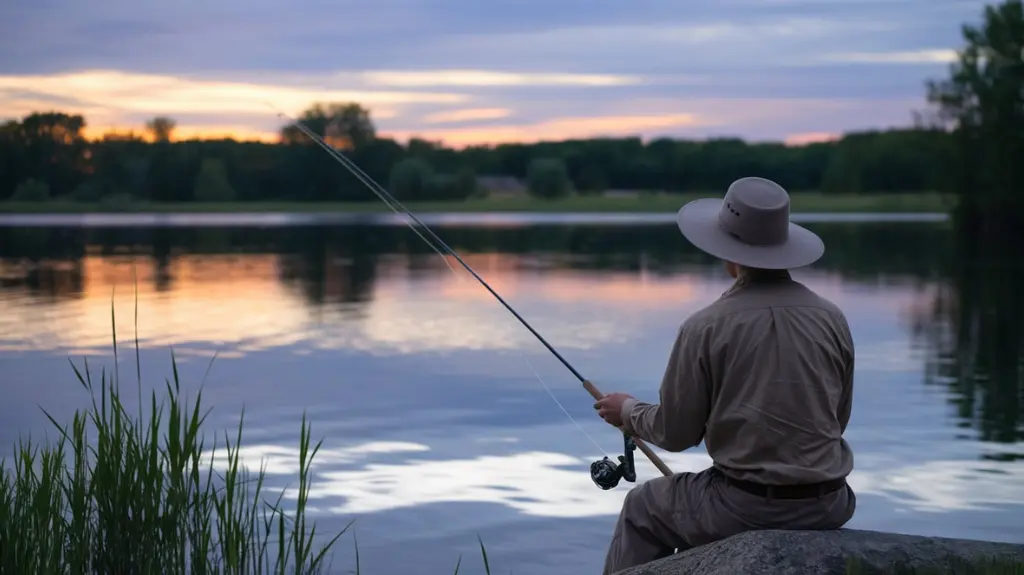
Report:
613,529,1024,575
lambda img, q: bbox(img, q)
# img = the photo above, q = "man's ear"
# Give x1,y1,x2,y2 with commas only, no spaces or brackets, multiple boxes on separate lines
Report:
724,260,739,279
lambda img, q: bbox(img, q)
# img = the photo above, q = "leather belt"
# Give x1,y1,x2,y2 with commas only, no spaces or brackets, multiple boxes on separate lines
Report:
719,471,847,500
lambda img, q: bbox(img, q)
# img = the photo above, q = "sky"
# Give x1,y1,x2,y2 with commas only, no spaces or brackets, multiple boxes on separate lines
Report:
0,0,991,147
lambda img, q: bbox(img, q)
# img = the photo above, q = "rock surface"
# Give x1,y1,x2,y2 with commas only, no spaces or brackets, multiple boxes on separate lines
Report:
613,529,1024,575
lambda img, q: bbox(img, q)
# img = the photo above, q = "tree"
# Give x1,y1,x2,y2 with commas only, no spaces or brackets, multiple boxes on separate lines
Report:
917,1,1024,449
6,112,89,198
425,168,478,201
454,167,478,199
925,0,1024,216
279,103,377,150
9,178,49,201
526,158,572,199
389,157,434,201
193,158,237,202
145,117,177,142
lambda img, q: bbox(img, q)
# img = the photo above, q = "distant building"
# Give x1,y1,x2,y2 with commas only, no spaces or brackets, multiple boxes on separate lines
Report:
476,175,528,197
602,189,642,198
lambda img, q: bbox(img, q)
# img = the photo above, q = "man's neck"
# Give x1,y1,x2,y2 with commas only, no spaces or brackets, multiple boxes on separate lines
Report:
738,268,792,284
722,268,792,297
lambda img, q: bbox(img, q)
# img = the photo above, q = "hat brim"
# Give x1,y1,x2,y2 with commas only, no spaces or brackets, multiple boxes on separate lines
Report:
676,198,824,269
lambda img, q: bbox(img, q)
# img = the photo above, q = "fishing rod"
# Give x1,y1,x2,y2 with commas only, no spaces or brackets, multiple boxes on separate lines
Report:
275,110,674,488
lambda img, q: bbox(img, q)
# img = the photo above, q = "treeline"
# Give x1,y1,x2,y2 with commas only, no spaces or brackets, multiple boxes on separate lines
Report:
0,104,956,205
2,0,1020,208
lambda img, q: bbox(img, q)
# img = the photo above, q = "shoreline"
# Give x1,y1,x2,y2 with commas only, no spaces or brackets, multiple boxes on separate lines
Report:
0,193,954,216
0,211,950,228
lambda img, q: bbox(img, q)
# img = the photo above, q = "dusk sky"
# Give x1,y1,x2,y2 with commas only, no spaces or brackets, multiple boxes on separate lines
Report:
0,0,988,147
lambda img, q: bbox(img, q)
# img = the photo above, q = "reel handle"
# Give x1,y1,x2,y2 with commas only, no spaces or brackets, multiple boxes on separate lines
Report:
583,379,674,477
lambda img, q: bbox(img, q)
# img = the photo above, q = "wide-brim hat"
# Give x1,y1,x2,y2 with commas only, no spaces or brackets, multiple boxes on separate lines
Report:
676,177,824,270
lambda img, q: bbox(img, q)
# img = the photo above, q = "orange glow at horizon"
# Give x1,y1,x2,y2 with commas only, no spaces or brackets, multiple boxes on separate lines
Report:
784,131,841,146
75,114,704,147
0,67,909,150
80,124,282,143
4,69,694,147
0,66,939,148
1,69,845,148
386,114,701,148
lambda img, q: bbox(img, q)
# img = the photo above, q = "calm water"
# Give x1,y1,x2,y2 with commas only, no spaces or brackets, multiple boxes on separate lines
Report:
0,217,1022,574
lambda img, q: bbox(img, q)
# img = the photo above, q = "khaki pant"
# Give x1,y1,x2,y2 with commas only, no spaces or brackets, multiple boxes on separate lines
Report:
602,466,857,574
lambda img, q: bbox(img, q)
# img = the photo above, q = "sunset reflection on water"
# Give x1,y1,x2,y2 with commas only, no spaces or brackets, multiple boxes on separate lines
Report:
1,249,919,356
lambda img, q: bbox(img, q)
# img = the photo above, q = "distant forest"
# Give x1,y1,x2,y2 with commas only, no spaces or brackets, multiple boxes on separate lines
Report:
0,105,955,205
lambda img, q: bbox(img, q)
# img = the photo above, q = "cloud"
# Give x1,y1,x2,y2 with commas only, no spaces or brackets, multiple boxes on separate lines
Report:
0,70,466,111
0,69,466,138
822,49,959,64
0,67,931,145
360,70,640,88
0,67,929,145
0,0,989,143
422,108,513,124
407,17,909,74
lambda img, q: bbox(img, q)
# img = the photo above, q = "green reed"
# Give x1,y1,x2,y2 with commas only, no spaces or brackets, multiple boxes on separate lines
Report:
0,290,346,574
0,279,499,574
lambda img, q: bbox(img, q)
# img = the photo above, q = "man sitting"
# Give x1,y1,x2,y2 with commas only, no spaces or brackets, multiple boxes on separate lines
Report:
594,177,857,574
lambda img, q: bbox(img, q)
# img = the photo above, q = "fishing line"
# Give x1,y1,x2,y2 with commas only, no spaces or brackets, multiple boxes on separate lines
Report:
271,107,610,458
521,353,609,456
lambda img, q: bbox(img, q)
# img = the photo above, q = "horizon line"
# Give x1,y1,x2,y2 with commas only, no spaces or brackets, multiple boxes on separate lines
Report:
2,109,917,149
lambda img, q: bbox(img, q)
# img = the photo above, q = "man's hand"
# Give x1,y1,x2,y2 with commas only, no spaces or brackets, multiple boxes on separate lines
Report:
594,392,634,427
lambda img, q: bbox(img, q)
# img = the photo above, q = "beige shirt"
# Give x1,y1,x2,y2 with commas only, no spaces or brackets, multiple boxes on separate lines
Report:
620,271,855,485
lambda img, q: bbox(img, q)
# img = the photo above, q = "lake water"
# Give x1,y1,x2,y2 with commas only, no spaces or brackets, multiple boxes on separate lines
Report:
0,215,1022,574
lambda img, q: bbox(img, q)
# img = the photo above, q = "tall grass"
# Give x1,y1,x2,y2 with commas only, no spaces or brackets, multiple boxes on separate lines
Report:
0,293,347,573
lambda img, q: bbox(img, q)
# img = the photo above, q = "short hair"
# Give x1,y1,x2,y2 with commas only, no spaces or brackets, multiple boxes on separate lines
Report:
736,264,788,278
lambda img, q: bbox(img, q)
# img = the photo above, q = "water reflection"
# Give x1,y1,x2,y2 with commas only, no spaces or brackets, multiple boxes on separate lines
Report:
906,222,1024,453
0,224,937,354
0,220,1022,571
0,221,1014,440
199,438,1024,519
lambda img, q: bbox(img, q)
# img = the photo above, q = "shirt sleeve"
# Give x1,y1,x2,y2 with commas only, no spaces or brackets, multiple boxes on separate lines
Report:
836,317,855,434
619,321,711,452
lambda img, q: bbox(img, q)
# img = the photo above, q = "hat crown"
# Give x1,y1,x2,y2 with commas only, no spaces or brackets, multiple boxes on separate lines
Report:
717,177,791,246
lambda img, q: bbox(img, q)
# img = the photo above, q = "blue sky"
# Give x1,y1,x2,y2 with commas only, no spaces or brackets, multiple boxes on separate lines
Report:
0,0,988,145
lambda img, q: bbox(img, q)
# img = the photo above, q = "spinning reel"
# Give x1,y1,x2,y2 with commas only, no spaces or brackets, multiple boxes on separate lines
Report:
590,433,638,490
